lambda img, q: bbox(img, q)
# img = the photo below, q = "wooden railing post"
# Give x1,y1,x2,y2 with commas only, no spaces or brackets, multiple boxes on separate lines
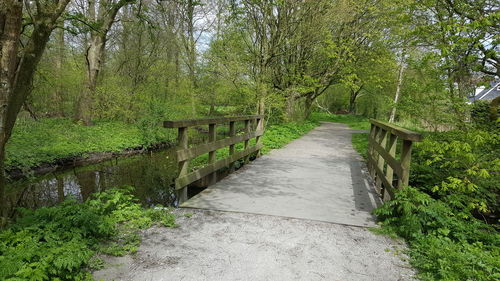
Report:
229,121,236,171
164,115,264,200
368,123,376,177
383,133,397,200
366,119,422,200
375,129,388,193
244,119,251,163
255,117,263,157
208,123,217,185
177,126,189,203
398,140,413,189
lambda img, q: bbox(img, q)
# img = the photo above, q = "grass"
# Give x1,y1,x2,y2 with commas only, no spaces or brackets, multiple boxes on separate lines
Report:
309,112,370,130
351,133,369,159
6,118,175,171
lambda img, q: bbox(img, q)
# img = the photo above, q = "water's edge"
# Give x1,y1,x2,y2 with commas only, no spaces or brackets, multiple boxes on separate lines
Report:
7,142,174,180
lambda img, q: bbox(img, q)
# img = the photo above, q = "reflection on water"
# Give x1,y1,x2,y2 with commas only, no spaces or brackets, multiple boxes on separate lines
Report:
5,148,178,216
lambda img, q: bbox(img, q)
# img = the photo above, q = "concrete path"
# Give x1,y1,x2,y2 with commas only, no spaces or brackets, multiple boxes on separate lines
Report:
182,122,381,227
94,209,415,281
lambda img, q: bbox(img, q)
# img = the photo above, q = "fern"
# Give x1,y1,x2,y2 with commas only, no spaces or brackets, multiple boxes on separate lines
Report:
0,187,177,280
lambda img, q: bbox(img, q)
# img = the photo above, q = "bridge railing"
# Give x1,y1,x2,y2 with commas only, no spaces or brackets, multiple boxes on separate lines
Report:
367,119,422,200
164,115,264,202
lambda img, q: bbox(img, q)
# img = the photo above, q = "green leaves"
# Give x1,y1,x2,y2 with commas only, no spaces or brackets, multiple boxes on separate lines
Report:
5,118,173,171
0,188,176,280
375,126,500,280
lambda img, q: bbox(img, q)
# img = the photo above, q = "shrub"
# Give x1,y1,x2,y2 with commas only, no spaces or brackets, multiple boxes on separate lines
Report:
374,187,500,281
0,187,176,280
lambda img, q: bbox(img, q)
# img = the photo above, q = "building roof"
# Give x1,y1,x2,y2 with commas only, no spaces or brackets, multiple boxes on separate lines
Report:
469,81,500,103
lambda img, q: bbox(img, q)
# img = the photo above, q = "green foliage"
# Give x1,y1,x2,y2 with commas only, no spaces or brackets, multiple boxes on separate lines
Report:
411,129,499,216
261,121,319,154
375,126,499,280
5,118,175,171
470,101,498,131
136,100,176,148
0,187,176,280
351,133,368,159
309,112,370,130
374,187,500,281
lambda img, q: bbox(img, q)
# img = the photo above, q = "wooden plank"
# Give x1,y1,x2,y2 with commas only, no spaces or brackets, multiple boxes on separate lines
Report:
243,119,251,164
208,123,217,185
398,140,413,189
368,137,404,178
176,130,264,161
255,118,263,157
367,153,395,199
164,115,264,128
375,129,388,192
229,121,236,171
177,127,188,202
370,119,422,142
175,143,263,190
384,133,398,200
367,124,377,177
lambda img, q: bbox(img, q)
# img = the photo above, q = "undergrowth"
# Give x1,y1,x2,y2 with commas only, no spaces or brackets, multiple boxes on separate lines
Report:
0,187,176,280
6,118,175,171
309,112,370,130
374,187,500,281
374,128,500,280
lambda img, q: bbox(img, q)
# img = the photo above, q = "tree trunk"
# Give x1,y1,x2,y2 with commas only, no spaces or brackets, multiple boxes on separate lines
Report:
303,96,314,120
0,0,70,223
76,0,132,125
349,87,362,114
389,56,405,123
0,1,23,222
54,26,65,117
77,33,105,125
286,95,295,121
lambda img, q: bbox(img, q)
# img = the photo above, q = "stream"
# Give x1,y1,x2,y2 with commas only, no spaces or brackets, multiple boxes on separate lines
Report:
5,148,184,217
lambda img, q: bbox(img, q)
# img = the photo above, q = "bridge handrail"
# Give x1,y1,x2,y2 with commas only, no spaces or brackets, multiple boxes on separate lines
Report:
367,119,422,200
164,115,264,202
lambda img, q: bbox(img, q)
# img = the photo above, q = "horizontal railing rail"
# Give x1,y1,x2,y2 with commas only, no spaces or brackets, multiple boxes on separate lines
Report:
164,115,264,202
367,119,422,200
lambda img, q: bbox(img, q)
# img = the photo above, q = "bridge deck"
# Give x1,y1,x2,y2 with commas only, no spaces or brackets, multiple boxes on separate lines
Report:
182,122,381,227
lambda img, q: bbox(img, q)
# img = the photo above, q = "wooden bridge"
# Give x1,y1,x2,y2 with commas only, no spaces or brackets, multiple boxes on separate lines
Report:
164,116,422,227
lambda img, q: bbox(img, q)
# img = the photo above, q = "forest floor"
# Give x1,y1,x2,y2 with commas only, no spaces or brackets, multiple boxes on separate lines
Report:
94,209,415,281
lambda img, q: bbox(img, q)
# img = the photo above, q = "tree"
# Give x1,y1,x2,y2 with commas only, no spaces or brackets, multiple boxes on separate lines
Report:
411,0,500,125
0,0,71,222
75,0,134,125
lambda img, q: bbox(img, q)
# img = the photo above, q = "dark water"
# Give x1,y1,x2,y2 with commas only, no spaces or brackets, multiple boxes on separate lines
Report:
5,148,180,217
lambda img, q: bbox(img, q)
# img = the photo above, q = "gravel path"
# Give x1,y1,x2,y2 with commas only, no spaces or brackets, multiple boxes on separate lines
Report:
94,209,415,281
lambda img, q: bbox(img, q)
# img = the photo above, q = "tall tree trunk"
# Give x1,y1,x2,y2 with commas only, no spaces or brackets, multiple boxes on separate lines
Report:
75,0,132,125
54,25,65,117
389,55,405,123
0,0,71,223
349,86,362,114
77,34,105,125
303,96,314,120
286,95,296,121
0,1,23,222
